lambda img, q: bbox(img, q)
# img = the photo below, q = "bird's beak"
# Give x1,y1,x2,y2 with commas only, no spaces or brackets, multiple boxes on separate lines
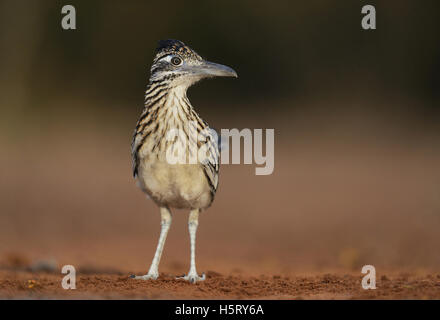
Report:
194,61,238,78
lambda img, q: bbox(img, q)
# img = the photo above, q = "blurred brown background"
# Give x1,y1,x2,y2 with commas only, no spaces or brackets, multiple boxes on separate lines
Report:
0,0,439,275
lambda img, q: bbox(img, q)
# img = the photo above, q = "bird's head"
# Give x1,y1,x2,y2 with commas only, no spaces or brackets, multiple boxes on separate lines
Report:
149,39,237,88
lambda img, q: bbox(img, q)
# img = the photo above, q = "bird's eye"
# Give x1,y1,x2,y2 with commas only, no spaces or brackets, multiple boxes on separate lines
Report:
171,56,182,66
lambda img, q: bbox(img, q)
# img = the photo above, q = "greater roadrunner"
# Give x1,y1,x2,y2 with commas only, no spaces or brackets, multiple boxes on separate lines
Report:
130,39,237,283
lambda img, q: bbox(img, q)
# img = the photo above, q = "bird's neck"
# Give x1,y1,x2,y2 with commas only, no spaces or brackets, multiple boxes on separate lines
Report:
144,81,193,112
136,81,205,135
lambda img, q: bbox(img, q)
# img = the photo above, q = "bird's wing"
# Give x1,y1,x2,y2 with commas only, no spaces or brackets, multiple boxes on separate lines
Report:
131,130,141,178
201,128,220,195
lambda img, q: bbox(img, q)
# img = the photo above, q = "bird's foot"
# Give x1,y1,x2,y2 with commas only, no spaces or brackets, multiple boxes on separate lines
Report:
176,271,206,283
129,271,159,280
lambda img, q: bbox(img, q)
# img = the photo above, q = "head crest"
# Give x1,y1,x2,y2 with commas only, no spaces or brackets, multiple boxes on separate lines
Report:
155,39,202,61
157,39,186,52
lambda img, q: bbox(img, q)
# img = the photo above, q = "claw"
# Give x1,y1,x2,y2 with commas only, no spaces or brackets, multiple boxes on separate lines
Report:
177,272,206,283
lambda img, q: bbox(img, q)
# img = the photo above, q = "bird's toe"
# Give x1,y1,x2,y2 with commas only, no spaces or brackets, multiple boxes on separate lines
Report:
177,272,206,283
130,272,159,280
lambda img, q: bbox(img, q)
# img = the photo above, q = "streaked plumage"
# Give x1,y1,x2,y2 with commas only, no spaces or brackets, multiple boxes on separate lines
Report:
130,39,237,283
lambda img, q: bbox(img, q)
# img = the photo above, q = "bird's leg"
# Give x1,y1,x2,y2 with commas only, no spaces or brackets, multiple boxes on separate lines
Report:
131,207,172,280
177,209,205,283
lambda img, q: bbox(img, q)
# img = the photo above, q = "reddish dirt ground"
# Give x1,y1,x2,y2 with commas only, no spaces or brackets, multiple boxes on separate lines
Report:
1,269,440,299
